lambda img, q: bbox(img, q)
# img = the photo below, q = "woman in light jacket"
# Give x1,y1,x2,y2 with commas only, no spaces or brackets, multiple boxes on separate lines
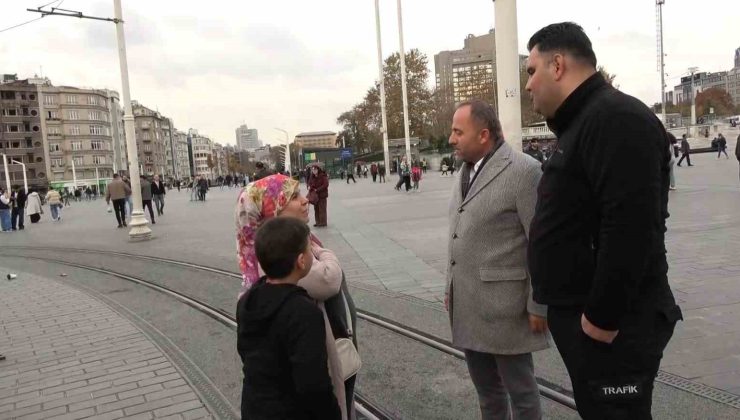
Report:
235,174,358,420
25,189,43,224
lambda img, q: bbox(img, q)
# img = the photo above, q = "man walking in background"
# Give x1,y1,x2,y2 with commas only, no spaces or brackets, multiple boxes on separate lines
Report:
151,175,166,216
140,175,155,224
106,174,131,228
446,99,548,420
677,134,692,166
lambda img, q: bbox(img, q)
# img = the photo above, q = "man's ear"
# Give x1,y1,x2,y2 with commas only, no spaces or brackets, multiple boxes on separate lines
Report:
552,53,567,82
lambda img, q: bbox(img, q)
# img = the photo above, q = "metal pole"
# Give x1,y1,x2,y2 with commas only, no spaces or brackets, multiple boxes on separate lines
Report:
689,66,698,137
375,0,390,173
657,0,666,125
72,158,78,190
396,0,412,163
114,0,151,239
494,0,524,151
10,160,27,194
95,167,100,196
2,154,10,192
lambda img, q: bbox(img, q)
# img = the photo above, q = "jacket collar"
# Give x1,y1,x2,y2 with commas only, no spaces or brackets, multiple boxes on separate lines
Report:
546,72,607,137
460,141,512,206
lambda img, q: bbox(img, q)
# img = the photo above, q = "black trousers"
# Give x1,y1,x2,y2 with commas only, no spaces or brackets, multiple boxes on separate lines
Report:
11,207,24,230
548,305,680,420
142,199,155,222
113,198,126,226
677,152,691,166
346,174,356,184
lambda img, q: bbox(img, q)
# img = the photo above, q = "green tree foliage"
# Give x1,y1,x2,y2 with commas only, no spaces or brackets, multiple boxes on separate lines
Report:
696,87,736,117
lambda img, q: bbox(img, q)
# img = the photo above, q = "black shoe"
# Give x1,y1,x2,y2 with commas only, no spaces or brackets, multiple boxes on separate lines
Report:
117,224,123,228
152,220,156,224
123,222,127,227
688,164,694,166
0,354,5,361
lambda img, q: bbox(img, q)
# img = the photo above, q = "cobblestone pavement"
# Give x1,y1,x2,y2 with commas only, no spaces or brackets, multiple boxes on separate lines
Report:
0,273,212,420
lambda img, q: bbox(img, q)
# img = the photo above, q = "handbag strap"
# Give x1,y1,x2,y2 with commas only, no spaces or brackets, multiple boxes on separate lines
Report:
342,289,353,337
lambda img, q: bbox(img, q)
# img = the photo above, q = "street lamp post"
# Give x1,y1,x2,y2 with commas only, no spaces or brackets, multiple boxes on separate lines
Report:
10,159,28,194
2,154,11,192
395,0,412,163
114,0,150,239
374,0,391,173
688,66,699,137
274,128,291,175
493,0,524,151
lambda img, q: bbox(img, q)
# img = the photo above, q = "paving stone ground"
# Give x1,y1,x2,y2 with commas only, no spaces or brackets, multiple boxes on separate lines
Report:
0,274,212,420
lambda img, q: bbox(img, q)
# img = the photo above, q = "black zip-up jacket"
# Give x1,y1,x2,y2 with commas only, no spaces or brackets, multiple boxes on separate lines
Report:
528,73,678,331
150,181,166,195
237,280,340,420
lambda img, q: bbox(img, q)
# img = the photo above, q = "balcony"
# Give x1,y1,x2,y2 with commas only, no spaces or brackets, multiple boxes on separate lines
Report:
522,125,555,140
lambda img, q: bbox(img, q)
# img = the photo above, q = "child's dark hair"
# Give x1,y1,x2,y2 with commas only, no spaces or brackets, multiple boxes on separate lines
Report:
255,217,310,279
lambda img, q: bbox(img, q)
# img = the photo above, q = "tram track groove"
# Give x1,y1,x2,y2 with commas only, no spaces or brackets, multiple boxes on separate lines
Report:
1,245,580,412
0,253,393,420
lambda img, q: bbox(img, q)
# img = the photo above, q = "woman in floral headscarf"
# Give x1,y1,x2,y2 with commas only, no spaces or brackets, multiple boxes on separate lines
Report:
235,174,358,420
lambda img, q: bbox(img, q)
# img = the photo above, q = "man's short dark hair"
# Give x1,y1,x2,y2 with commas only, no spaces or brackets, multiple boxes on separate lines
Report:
527,22,597,68
255,218,310,280
113,174,120,179
256,162,264,169
456,99,503,143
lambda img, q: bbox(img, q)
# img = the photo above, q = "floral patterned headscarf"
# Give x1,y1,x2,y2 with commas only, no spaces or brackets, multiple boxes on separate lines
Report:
235,174,300,296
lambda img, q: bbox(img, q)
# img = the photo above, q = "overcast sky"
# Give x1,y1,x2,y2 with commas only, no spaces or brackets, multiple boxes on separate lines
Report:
2,0,737,146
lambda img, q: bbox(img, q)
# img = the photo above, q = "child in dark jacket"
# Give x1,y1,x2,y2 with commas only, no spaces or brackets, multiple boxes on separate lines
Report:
237,217,341,420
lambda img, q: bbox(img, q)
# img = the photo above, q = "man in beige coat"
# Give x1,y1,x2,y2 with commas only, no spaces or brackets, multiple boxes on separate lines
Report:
106,174,132,228
446,100,548,419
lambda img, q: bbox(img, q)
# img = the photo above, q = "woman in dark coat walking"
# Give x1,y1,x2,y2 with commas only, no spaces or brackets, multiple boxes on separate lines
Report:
308,166,329,227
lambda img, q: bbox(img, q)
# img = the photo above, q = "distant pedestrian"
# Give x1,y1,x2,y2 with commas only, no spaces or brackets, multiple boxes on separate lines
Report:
370,163,378,182
525,141,545,163
176,179,181,192
122,176,133,215
362,165,368,179
395,156,411,192
379,164,386,183
308,166,329,227
450,161,456,175
356,163,361,178
421,158,428,173
106,174,131,228
411,166,422,190
198,176,209,201
190,177,199,201
62,189,71,206
45,188,63,221
717,133,728,159
345,166,356,184
140,176,155,224
25,189,43,224
10,186,26,231
736,134,740,182
441,163,449,176
0,188,11,232
151,175,166,216
85,187,93,201
677,134,692,166
74,188,82,202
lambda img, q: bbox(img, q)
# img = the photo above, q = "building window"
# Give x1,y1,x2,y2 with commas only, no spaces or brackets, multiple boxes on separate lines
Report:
5,124,19,132
1,91,15,100
52,158,63,167
49,143,61,152
47,110,59,119
88,96,99,106
71,141,82,151
1,108,18,116
89,110,101,120
70,125,81,135
73,156,84,166
48,127,60,135
68,110,79,120
93,155,106,164
44,95,55,105
142,132,150,140
90,125,103,135
67,95,77,104
91,140,104,150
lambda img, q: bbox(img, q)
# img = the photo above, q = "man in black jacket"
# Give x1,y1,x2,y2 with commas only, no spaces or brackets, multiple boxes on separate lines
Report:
10,186,26,231
525,22,682,419
677,134,693,166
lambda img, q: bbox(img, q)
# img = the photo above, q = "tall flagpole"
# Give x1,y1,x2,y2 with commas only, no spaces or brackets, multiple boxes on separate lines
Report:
375,0,390,174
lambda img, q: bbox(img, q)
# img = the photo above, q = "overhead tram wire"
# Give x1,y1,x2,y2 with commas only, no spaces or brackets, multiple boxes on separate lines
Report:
0,0,65,34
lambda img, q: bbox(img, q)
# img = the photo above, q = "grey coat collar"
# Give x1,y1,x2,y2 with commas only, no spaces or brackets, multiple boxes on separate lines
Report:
459,141,512,207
